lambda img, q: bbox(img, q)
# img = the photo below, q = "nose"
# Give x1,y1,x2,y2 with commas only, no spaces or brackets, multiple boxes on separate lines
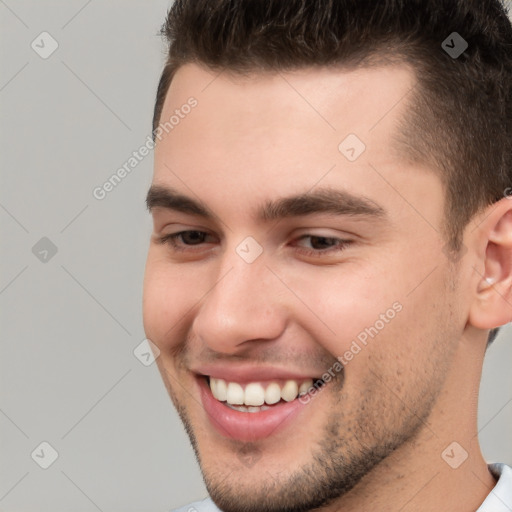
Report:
192,252,287,354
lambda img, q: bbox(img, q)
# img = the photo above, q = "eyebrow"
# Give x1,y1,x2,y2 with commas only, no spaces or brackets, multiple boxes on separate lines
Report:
146,184,386,222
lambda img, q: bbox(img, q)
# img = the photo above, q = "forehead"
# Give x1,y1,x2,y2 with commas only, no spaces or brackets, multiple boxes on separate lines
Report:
152,62,441,225
161,62,417,140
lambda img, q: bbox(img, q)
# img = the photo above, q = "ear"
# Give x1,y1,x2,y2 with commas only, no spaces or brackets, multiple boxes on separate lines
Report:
468,197,512,330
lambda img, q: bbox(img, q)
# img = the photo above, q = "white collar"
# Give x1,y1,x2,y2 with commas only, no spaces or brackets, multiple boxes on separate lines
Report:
477,463,512,511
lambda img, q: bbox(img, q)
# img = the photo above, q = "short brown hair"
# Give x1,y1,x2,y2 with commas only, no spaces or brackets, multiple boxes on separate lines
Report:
152,0,512,344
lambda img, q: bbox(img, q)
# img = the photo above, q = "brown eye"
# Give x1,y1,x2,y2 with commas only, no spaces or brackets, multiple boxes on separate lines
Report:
306,236,339,250
159,230,216,251
179,231,208,245
293,235,352,258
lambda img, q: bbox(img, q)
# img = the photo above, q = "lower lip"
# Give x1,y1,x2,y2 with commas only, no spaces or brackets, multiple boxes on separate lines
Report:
198,377,313,442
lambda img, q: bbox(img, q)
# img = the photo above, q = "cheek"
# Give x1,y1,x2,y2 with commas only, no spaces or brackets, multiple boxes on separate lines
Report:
343,272,455,397
279,256,449,380
277,261,404,360
142,255,199,345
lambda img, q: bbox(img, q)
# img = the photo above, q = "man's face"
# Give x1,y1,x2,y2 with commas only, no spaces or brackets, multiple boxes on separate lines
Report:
143,63,467,511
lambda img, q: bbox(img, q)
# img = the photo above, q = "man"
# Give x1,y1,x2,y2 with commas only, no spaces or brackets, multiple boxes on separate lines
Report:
142,0,512,510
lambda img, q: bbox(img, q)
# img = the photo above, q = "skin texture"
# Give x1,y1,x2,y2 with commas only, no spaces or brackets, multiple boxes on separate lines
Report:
143,63,512,511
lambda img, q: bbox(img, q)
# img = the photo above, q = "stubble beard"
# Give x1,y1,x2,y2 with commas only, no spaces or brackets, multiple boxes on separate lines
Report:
172,366,443,512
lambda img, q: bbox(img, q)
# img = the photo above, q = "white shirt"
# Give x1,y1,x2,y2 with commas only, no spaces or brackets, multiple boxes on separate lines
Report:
172,463,512,512
478,464,512,512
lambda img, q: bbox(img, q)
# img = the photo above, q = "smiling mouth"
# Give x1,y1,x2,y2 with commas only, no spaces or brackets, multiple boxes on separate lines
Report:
206,376,326,412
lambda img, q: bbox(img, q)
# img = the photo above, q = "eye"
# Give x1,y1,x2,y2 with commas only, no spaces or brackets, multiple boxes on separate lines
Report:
293,235,352,257
157,231,352,258
158,230,215,252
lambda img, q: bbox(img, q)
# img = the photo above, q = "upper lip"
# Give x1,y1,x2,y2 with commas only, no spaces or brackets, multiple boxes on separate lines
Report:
192,364,320,383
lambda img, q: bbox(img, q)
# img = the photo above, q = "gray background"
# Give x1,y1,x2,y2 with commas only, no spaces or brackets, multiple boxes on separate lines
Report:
0,1,511,511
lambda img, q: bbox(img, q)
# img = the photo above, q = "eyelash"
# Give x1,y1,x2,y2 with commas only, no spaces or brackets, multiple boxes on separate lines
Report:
157,230,352,258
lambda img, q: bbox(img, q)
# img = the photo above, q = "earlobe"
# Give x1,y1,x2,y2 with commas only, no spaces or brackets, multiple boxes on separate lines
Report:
468,200,512,331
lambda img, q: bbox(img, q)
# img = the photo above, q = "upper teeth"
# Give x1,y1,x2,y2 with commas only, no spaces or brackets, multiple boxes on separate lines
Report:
209,377,314,406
